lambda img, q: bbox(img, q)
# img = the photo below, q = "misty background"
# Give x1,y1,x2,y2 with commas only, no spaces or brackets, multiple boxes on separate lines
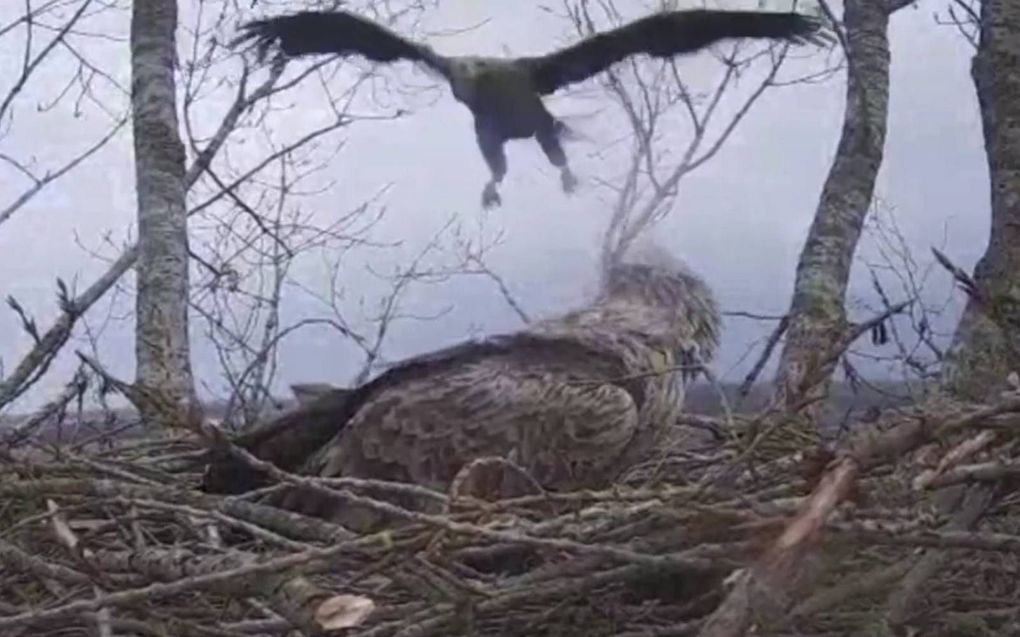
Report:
0,0,988,413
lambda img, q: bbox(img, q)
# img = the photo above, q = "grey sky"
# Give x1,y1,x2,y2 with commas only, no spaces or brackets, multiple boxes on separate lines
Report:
0,0,989,413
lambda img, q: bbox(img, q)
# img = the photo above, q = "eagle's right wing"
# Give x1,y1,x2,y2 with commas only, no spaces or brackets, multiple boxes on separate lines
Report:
523,9,832,95
232,10,451,77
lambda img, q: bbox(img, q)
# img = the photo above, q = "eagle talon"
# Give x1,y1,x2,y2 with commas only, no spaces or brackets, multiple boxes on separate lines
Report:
481,183,502,208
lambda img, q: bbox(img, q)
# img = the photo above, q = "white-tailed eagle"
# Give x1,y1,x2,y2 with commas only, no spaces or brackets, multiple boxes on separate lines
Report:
203,252,721,532
233,7,832,208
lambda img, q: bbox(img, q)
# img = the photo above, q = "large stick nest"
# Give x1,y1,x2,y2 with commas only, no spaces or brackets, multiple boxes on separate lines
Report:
2,386,1019,637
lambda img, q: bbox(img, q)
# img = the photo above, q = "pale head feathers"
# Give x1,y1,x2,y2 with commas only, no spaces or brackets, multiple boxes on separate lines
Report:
590,243,721,363
446,56,517,104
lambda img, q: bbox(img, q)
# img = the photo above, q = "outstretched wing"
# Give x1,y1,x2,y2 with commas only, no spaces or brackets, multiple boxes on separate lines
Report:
524,9,832,95
232,10,451,76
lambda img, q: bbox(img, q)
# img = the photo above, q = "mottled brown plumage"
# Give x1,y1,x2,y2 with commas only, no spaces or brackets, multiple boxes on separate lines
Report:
204,253,720,532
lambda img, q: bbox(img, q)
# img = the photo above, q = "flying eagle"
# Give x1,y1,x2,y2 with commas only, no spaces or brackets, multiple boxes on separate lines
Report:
233,7,832,209
203,251,720,532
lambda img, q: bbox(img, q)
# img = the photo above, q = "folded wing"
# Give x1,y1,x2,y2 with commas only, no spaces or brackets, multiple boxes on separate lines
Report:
268,336,643,529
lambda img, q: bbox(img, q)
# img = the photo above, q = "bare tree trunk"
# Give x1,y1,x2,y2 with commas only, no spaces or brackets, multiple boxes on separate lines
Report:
773,0,902,413
130,0,196,425
942,0,1020,401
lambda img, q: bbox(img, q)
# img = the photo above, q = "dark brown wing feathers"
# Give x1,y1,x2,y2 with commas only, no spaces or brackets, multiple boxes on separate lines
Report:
233,10,443,71
527,10,828,94
201,387,356,495
201,334,638,496
270,336,643,528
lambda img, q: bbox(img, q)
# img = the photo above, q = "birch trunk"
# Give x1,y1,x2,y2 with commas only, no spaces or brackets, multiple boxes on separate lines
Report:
773,0,896,413
130,0,196,424
942,0,1020,401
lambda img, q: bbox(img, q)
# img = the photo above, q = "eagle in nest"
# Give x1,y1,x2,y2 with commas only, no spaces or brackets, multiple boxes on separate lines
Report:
203,250,721,533
232,7,833,209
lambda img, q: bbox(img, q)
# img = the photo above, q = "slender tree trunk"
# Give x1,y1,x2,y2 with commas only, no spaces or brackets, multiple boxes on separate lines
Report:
130,0,196,424
773,0,896,413
942,0,1020,401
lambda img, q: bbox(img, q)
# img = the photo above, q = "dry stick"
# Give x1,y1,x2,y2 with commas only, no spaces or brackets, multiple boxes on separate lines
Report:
737,315,790,406
833,519,1020,553
1,370,87,448
696,393,1020,637
0,63,288,412
45,499,114,637
1,483,364,632
121,497,311,551
0,476,352,544
927,457,1020,488
868,483,998,634
0,529,383,631
787,559,914,621
0,0,95,126
209,429,720,574
0,538,93,587
0,117,129,228
0,466,710,633
357,564,659,637
913,429,999,490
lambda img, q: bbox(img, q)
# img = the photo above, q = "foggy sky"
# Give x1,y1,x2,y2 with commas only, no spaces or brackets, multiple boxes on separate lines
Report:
0,0,989,413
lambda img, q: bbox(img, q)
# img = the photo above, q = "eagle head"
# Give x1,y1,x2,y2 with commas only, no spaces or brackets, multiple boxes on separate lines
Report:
447,56,516,105
601,245,721,365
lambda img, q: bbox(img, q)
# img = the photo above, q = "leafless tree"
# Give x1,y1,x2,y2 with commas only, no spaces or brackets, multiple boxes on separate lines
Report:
0,0,128,230
772,0,917,416
840,202,951,393
0,1,129,411
795,2,1020,628
937,0,1020,401
0,0,445,420
130,0,198,428
559,0,841,277
160,0,525,429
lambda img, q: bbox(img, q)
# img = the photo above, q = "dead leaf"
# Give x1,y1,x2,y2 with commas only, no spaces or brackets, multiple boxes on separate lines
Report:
314,594,375,630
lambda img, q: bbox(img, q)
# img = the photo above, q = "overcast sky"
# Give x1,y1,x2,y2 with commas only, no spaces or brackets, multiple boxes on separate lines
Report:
0,0,989,413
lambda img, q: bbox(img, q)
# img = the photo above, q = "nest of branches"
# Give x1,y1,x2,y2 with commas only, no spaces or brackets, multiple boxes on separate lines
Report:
2,385,1020,637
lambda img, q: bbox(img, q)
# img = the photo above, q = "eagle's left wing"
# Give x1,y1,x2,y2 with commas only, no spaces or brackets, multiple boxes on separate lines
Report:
232,10,452,77
271,338,645,528
523,9,832,95
201,386,355,495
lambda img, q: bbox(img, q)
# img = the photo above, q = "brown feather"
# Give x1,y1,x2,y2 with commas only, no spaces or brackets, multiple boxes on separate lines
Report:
206,257,721,533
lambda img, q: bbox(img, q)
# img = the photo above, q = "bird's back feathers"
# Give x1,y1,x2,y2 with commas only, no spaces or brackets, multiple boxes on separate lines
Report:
201,334,636,496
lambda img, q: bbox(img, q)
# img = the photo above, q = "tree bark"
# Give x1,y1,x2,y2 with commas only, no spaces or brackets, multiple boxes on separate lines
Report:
942,0,1020,401
130,0,196,424
773,0,894,413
